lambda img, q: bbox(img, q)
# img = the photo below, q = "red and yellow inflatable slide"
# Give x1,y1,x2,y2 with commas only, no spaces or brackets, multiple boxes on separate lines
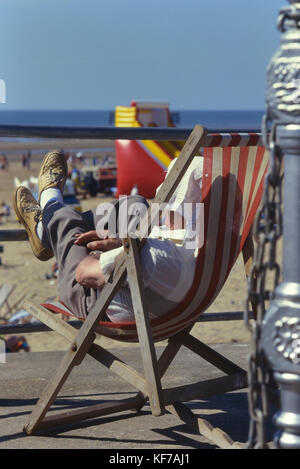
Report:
115,101,184,198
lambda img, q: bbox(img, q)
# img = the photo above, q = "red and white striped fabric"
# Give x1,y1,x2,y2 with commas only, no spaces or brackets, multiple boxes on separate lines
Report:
203,132,262,148
43,144,269,343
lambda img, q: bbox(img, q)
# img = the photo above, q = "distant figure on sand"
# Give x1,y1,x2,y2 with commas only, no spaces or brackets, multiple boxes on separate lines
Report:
26,151,32,169
21,151,32,169
0,201,10,224
21,152,27,168
0,154,8,169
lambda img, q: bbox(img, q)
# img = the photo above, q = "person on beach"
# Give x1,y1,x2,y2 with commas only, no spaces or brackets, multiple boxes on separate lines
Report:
0,154,8,169
0,201,10,224
26,151,32,170
13,150,203,323
21,152,27,168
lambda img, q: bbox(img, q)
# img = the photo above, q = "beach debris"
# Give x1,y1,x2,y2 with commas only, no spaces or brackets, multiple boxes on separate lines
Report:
8,309,39,324
0,310,33,353
14,175,39,199
5,335,30,353
44,262,58,283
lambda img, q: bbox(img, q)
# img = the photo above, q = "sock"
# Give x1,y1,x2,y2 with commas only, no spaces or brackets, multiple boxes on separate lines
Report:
40,188,63,210
37,221,44,241
37,188,63,242
36,220,51,249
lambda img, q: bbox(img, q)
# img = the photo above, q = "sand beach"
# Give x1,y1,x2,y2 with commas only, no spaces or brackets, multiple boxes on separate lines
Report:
0,152,268,353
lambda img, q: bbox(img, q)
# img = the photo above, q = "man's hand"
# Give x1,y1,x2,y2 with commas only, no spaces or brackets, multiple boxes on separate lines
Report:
74,230,122,252
75,253,105,289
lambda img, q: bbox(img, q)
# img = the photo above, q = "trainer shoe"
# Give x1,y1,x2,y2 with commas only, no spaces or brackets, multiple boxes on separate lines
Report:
13,186,54,261
38,150,68,202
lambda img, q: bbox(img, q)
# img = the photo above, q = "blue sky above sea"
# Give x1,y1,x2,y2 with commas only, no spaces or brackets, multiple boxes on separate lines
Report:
0,0,284,113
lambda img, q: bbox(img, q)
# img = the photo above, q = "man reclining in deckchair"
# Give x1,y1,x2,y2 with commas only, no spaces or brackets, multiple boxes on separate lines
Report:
13,150,203,323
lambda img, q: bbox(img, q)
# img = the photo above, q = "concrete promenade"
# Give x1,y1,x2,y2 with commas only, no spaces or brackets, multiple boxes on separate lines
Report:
0,343,276,449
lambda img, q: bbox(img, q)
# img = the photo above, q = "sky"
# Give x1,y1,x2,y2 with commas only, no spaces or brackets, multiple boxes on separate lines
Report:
0,0,285,111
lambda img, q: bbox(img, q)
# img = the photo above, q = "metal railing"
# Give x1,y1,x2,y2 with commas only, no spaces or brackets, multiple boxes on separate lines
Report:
0,310,250,336
0,124,261,141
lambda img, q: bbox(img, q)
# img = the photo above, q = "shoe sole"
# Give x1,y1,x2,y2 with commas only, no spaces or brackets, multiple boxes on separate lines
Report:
13,187,54,262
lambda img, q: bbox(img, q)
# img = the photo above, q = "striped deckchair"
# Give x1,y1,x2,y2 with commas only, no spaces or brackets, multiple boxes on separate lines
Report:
23,126,269,448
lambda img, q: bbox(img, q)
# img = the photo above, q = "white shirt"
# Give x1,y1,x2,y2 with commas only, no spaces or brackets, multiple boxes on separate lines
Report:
99,156,203,322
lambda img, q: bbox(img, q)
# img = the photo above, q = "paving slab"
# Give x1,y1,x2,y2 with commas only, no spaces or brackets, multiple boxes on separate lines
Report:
0,343,277,450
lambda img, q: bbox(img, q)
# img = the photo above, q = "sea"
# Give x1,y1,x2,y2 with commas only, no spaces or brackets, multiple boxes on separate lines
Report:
0,109,265,158
0,109,264,132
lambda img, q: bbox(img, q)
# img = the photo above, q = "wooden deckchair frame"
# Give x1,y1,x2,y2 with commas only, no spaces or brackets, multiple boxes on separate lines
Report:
22,126,256,449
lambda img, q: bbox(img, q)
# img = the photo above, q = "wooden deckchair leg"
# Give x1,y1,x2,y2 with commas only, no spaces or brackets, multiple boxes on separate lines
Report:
124,237,165,416
23,263,127,435
157,324,194,378
23,301,149,395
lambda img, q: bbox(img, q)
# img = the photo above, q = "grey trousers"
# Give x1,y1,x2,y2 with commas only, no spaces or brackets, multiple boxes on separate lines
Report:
42,200,100,319
42,200,177,321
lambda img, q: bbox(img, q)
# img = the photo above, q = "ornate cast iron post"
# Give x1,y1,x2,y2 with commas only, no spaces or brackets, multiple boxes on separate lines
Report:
262,0,300,449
